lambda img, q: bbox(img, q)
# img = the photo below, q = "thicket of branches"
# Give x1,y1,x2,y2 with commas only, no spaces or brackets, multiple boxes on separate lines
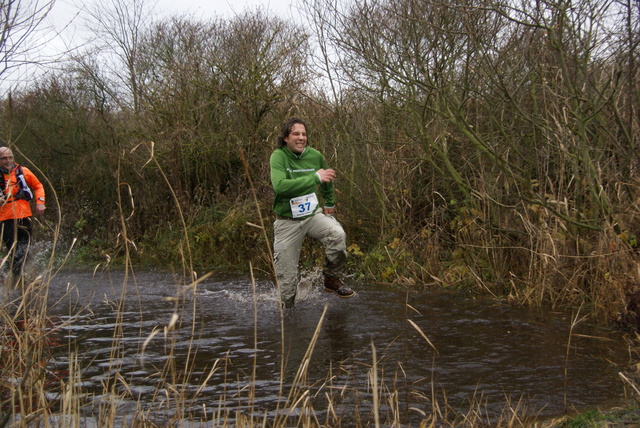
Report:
0,0,638,321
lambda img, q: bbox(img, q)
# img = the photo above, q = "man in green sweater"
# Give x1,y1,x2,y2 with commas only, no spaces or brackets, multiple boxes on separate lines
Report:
270,117,354,308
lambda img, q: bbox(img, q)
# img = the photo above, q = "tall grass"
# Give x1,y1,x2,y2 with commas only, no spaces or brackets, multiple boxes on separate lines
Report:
0,147,573,427
0,0,636,329
1,272,546,427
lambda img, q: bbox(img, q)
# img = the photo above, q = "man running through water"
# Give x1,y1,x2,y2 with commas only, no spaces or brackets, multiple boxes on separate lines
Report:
270,117,353,308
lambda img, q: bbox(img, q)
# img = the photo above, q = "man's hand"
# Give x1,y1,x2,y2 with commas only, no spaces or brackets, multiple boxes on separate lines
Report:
35,203,46,215
317,168,336,183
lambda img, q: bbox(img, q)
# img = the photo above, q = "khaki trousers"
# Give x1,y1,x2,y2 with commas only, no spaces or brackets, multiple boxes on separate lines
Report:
273,212,347,304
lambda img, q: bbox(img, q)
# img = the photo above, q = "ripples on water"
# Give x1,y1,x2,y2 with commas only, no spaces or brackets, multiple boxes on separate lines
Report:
43,269,628,425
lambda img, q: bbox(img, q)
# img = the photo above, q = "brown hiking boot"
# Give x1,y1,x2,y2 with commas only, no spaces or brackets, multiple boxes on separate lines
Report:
324,276,354,298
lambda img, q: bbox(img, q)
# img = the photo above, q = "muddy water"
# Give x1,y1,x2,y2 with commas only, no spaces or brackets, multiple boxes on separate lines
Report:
45,269,629,425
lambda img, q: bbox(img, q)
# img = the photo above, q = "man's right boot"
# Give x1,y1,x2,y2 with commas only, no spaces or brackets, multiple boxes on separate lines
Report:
323,276,354,298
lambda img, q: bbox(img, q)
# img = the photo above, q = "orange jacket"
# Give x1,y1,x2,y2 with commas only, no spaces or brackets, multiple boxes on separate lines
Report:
0,164,45,221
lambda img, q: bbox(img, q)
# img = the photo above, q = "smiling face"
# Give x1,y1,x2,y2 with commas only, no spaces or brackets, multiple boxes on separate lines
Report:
0,147,14,171
284,123,308,154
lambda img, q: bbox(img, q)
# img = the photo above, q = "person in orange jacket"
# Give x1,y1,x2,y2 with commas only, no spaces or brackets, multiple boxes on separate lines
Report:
0,146,45,278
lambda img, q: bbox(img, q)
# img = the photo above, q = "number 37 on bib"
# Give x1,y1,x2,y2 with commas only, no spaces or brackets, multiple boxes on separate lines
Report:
289,193,319,218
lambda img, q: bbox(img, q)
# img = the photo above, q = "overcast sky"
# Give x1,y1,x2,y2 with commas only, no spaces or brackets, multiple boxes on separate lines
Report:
154,0,301,18
1,0,306,91
49,0,304,32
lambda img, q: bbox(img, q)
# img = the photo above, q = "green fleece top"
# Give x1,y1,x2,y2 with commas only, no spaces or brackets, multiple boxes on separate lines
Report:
270,146,335,219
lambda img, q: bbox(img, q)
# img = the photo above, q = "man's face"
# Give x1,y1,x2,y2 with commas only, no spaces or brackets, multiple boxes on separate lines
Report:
284,123,307,154
0,149,13,170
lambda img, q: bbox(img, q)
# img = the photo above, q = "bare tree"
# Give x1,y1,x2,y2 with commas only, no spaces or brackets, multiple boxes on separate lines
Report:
0,0,56,90
207,10,311,144
82,0,151,112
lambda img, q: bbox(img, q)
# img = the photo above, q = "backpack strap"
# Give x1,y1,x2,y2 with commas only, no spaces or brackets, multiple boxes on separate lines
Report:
0,165,33,202
14,166,33,201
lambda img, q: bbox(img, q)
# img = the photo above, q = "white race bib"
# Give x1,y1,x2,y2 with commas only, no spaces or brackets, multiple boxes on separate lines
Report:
290,193,319,218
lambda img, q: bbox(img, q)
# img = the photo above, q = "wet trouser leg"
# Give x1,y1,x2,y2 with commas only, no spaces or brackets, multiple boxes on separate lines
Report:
273,218,306,305
305,213,347,279
0,217,32,276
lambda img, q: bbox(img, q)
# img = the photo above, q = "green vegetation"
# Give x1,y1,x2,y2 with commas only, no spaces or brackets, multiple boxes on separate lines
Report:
1,0,635,325
548,406,640,427
0,0,639,424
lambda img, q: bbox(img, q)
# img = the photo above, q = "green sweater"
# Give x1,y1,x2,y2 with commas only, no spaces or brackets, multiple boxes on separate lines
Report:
270,146,335,219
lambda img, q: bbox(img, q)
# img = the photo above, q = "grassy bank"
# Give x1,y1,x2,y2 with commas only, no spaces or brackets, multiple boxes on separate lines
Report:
548,405,640,428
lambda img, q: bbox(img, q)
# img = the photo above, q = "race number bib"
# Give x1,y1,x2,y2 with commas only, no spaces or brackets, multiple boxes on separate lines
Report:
290,193,319,218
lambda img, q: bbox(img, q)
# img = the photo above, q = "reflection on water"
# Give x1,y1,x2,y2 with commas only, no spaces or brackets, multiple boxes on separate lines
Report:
45,269,628,425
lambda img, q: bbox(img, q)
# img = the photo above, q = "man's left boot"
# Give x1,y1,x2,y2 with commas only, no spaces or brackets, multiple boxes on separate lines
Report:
324,276,354,298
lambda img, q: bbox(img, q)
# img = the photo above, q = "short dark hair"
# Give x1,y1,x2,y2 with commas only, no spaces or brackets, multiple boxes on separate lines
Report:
277,117,308,147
